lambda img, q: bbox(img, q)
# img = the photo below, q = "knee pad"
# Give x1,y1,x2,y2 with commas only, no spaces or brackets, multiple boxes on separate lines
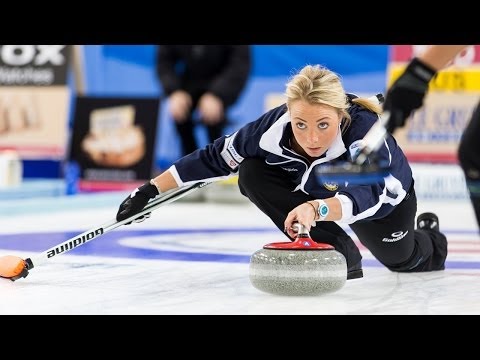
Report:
386,232,447,272
385,234,434,272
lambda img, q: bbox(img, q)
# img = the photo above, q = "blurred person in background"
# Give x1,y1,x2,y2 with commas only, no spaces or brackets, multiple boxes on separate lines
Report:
382,45,480,229
116,64,448,280
157,45,251,156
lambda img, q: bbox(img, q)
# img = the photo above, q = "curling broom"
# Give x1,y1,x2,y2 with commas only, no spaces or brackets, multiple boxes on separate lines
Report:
0,181,209,281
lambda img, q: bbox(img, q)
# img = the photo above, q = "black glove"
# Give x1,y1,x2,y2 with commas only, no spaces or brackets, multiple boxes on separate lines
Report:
383,57,437,134
116,182,159,224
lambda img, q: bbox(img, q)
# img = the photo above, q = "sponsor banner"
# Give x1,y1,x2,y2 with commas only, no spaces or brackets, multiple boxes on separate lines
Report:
0,86,70,159
68,97,160,191
0,45,71,86
387,45,480,162
392,92,479,162
388,65,480,92
411,163,469,201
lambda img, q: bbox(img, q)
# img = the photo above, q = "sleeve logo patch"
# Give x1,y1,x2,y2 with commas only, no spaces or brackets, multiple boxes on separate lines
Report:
349,140,363,160
221,148,240,170
221,134,244,170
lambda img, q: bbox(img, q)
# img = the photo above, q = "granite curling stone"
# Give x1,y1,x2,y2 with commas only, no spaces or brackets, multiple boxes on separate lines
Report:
249,223,347,296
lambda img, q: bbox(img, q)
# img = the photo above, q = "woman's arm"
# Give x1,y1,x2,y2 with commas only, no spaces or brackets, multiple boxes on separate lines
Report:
283,197,342,238
150,170,180,193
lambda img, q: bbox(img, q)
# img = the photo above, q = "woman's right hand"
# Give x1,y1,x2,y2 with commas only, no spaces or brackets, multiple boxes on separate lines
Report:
284,202,317,239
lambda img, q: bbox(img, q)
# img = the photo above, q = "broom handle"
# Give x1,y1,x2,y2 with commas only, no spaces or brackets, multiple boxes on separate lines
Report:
26,182,209,269
353,112,390,165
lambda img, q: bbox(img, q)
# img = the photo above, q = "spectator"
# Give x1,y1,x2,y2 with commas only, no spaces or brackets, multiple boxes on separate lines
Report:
157,45,251,156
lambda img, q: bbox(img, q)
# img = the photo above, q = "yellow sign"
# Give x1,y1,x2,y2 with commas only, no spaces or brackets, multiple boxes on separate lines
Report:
388,65,480,92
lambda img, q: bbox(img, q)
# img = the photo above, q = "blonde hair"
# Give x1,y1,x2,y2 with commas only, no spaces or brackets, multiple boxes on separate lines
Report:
285,65,382,132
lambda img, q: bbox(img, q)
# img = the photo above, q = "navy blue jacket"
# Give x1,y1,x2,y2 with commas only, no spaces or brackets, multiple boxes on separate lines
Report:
169,100,413,224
